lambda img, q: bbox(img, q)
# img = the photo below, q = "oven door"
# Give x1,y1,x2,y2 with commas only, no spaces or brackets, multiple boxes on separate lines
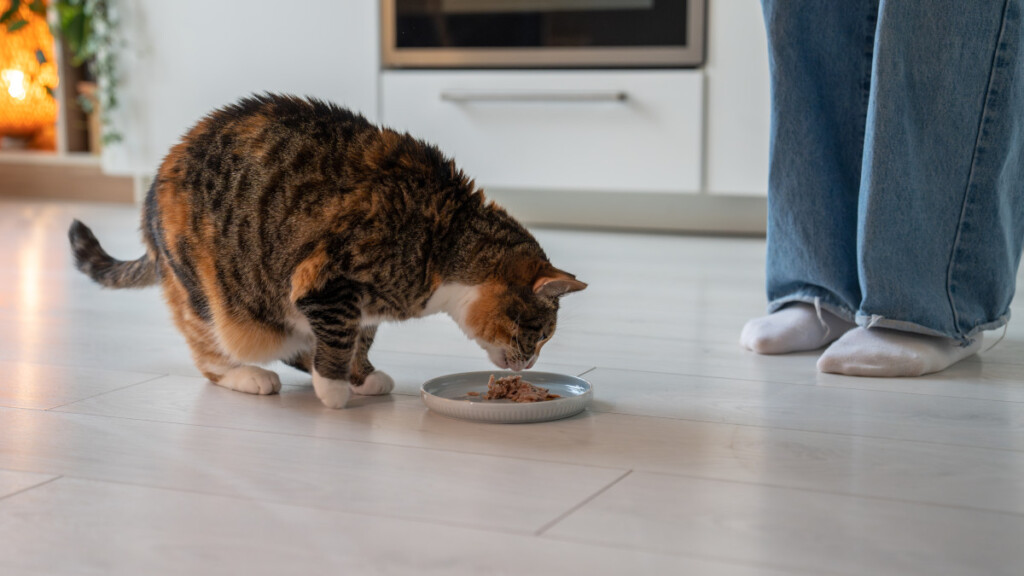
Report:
382,0,705,68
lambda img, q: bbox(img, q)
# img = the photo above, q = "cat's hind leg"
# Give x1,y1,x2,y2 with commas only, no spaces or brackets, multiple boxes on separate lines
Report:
217,366,282,395
349,325,394,396
163,270,281,395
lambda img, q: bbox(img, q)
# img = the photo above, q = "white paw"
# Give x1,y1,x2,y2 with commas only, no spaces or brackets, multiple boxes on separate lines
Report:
217,366,282,395
313,369,351,409
351,371,394,396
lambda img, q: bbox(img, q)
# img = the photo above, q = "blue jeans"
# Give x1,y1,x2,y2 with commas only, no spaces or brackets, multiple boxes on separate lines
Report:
762,0,1024,343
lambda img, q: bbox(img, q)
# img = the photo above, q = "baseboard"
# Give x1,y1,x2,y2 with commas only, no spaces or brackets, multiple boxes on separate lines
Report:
0,157,134,203
485,188,768,235
0,162,766,234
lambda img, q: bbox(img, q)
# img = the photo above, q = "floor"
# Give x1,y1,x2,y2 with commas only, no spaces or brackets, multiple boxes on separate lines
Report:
1,199,1022,576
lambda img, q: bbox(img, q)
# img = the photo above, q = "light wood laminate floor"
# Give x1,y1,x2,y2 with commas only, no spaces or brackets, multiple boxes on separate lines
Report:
1,200,1022,576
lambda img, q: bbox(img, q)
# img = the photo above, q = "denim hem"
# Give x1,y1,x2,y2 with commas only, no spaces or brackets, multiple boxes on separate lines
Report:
854,311,1010,346
767,293,857,324
943,0,1016,342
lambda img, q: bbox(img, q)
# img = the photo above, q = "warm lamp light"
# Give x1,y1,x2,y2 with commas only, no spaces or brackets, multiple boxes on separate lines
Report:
0,0,58,140
3,68,27,99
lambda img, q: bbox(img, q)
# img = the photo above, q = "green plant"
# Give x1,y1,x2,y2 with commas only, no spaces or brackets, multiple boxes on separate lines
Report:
54,0,122,144
0,0,47,33
2,0,122,144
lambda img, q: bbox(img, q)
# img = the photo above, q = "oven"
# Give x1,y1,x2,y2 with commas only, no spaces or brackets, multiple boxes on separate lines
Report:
382,0,706,69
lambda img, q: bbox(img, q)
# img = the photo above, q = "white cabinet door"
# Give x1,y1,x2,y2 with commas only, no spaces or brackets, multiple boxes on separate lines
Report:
381,70,704,194
704,0,771,196
104,0,379,176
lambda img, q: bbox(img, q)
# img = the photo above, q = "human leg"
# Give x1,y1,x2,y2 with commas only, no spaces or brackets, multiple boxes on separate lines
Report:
744,0,879,353
823,0,1024,376
856,0,1024,341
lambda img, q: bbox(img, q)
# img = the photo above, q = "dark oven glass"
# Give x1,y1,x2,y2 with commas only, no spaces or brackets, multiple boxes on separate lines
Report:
395,0,689,49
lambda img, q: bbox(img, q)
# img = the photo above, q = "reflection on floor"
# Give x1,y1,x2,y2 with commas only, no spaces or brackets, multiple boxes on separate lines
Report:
1,200,1022,576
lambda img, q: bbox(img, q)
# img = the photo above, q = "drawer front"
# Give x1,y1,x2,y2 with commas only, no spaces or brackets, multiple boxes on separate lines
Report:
380,71,703,194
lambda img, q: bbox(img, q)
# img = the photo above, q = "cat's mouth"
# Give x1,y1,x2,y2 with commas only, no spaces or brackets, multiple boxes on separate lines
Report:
480,342,537,372
508,356,538,372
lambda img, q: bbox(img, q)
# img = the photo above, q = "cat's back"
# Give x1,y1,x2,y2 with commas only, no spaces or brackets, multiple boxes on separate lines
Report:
169,94,373,185
200,93,373,148
157,94,457,207
146,93,389,253
146,93,479,263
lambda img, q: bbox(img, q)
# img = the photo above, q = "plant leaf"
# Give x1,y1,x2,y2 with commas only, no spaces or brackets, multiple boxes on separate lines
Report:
0,0,21,25
35,49,46,64
7,18,28,32
56,2,76,28
45,85,55,98
28,0,45,15
66,12,86,63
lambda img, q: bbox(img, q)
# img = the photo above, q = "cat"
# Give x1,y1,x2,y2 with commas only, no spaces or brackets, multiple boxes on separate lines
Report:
68,94,586,408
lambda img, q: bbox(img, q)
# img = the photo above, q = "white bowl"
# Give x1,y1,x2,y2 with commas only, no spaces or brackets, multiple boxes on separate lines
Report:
420,371,593,424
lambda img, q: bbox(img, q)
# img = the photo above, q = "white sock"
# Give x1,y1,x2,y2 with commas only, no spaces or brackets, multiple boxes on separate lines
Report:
817,327,982,377
740,302,855,354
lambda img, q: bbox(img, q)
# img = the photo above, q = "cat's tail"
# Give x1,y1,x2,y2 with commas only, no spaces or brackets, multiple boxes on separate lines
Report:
68,219,159,289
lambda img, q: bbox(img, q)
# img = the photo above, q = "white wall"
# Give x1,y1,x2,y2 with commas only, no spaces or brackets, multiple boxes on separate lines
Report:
703,0,770,196
103,0,379,176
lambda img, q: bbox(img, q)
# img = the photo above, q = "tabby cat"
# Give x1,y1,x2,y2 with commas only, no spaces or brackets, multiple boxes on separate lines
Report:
68,94,586,408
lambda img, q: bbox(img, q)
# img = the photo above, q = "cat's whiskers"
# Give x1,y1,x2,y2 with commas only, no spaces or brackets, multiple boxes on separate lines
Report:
512,312,522,352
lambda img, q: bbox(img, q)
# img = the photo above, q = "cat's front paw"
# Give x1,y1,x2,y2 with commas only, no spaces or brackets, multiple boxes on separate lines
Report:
217,366,282,395
312,369,351,409
350,371,394,396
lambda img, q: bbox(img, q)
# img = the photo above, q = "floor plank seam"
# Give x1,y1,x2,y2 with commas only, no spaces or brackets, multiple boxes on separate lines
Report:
971,357,1024,368
15,406,1024,517
37,408,630,473
0,475,63,504
13,472,581,539
591,408,1024,454
0,358,165,379
540,532,839,576
16,379,1024,456
44,374,171,411
0,358,207,382
43,396,1024,470
629,469,1024,519
534,469,633,536
587,364,1024,404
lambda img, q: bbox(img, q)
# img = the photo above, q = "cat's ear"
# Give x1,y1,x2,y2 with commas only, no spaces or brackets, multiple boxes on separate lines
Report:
533,269,587,298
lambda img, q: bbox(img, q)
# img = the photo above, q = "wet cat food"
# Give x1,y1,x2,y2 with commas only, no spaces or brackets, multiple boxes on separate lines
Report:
484,374,561,402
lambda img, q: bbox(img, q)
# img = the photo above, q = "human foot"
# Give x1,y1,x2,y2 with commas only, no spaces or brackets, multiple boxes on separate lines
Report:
740,303,855,354
817,327,982,377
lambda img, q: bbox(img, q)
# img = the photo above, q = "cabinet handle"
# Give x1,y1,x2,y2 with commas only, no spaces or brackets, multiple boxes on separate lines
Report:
440,90,628,103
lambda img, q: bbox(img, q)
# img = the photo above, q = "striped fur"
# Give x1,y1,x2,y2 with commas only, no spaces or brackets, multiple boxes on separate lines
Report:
68,94,586,407
68,219,159,288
